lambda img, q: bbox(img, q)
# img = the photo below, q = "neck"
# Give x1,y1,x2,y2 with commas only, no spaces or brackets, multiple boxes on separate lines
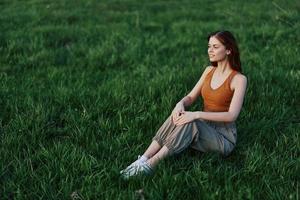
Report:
217,60,231,73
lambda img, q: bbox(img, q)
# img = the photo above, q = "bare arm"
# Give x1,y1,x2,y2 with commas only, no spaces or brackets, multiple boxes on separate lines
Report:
177,66,214,108
195,74,247,122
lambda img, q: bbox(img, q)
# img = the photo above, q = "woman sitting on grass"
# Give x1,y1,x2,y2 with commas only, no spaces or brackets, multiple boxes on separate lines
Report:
120,30,247,179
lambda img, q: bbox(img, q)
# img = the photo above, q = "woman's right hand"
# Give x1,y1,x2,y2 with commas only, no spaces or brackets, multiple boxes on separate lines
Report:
172,102,185,123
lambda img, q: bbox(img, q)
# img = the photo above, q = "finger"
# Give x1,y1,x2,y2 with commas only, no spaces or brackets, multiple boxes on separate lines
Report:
179,119,187,125
177,116,191,125
174,115,179,123
177,121,186,126
172,115,177,123
182,118,192,125
175,115,183,122
174,117,180,125
174,112,178,119
175,117,186,125
178,119,188,125
172,115,175,123
174,114,180,121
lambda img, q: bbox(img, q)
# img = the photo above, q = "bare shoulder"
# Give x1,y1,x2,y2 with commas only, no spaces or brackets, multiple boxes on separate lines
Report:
235,73,247,83
204,66,215,72
202,66,214,76
232,73,247,90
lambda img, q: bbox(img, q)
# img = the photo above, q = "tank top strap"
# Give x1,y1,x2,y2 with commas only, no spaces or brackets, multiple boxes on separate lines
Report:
225,70,238,89
227,70,238,83
206,67,216,80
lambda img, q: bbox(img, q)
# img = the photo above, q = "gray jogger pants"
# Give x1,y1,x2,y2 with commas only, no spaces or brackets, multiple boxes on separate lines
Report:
152,115,237,157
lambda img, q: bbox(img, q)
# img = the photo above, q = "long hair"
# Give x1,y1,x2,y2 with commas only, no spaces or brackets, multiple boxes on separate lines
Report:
207,31,242,72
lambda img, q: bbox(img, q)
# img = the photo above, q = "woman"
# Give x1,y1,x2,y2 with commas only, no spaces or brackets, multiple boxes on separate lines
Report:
120,30,247,179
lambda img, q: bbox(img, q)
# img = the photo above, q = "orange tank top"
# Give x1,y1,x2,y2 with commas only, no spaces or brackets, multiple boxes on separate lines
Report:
201,67,238,112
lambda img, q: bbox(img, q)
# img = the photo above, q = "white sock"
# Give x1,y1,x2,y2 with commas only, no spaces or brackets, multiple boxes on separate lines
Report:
138,155,148,162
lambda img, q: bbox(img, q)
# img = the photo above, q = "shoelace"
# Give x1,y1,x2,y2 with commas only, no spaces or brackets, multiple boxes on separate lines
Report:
120,156,143,174
130,162,152,175
121,162,153,179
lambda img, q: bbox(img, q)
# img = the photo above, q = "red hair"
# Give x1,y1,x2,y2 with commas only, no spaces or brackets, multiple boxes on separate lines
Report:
207,31,242,72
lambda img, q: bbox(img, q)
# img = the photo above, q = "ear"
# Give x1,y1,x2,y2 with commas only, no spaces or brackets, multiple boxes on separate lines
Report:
226,49,231,55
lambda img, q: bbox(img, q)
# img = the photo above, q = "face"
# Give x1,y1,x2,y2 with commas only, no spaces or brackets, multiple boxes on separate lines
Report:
207,36,230,62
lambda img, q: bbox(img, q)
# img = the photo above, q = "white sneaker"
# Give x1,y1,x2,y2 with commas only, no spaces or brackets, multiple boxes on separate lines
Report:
120,155,145,174
120,161,153,179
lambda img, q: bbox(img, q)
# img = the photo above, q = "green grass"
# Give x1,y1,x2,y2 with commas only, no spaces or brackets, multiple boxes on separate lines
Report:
0,0,299,199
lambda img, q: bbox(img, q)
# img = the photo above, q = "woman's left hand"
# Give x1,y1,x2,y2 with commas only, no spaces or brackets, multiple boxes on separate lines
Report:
173,111,198,126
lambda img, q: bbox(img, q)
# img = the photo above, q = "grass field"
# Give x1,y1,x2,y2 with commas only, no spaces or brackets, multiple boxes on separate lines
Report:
0,0,299,199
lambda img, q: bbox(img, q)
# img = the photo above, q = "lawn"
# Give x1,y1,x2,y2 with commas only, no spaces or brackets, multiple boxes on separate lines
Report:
0,0,299,199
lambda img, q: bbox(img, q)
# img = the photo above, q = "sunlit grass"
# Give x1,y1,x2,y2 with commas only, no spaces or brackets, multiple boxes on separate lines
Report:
0,0,299,199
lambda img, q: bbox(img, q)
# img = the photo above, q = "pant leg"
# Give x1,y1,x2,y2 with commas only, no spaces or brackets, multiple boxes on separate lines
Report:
152,115,177,146
152,116,235,157
190,120,235,157
163,120,199,155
